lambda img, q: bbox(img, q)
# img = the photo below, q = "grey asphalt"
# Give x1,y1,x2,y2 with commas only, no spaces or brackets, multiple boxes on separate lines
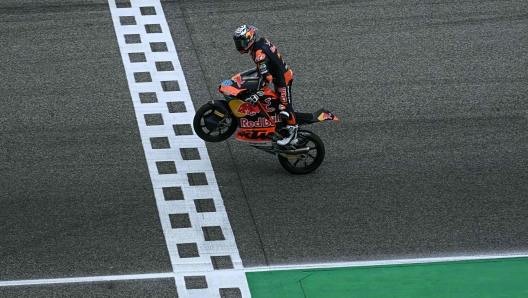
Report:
1,0,528,296
164,0,528,266
0,1,174,296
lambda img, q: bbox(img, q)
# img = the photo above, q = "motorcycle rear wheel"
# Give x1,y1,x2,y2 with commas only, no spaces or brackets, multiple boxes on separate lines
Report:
193,104,238,142
277,130,325,174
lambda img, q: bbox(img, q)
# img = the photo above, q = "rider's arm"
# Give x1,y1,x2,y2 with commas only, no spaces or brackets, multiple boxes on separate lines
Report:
254,49,273,84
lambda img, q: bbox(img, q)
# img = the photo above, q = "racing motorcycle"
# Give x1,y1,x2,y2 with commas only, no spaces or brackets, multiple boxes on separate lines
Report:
193,68,338,174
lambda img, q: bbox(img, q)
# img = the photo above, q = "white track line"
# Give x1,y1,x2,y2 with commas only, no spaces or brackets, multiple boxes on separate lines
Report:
0,273,174,287
2,253,527,287
244,253,528,272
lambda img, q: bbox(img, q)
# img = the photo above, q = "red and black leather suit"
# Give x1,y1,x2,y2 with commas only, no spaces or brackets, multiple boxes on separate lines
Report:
250,38,296,126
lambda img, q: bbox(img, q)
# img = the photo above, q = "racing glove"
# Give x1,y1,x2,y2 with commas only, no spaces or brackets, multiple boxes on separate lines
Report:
245,94,259,105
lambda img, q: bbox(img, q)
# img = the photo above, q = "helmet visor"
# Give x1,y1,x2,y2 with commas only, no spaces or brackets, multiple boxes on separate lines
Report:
234,38,247,51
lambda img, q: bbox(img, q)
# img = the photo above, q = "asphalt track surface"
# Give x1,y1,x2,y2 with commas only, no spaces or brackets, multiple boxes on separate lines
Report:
1,0,527,296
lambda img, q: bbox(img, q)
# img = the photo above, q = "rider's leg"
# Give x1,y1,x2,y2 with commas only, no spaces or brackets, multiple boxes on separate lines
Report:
277,81,298,146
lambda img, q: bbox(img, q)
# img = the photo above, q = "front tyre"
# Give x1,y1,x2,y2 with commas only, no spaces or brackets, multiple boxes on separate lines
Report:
277,130,325,174
193,104,238,142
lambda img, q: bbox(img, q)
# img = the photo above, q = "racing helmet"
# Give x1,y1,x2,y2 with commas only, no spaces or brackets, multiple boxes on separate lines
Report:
233,25,259,54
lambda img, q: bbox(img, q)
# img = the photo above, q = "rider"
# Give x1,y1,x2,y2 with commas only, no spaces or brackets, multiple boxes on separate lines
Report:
233,25,297,146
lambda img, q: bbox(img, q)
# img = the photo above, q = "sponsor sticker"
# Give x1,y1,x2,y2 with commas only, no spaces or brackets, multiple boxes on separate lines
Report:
232,74,244,87
236,102,259,116
221,79,233,87
240,114,281,128
255,54,265,62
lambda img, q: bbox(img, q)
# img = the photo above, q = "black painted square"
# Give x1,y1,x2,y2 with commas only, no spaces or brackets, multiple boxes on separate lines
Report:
161,80,180,92
202,226,225,241
163,187,184,201
184,276,208,289
180,148,200,160
139,92,157,103
128,52,146,63
173,124,193,136
156,161,176,174
124,34,141,44
194,199,216,213
144,113,164,126
155,61,174,71
167,101,186,113
150,42,168,52
119,16,136,26
187,172,208,186
145,24,162,33
220,288,242,298
134,72,152,83
115,0,131,8
169,213,191,229
150,137,170,149
211,256,234,270
177,243,199,258
140,6,157,15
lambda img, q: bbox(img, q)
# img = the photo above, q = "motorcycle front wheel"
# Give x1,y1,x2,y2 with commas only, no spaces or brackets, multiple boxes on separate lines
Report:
193,104,238,142
277,130,325,174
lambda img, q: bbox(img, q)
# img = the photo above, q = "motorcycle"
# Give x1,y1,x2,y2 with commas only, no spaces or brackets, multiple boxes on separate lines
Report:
193,68,338,174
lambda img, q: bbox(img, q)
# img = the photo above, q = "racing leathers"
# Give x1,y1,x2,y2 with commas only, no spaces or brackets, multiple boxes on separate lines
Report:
249,38,297,144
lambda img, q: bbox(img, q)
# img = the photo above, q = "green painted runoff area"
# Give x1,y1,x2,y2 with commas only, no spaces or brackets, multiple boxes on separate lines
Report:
246,257,528,298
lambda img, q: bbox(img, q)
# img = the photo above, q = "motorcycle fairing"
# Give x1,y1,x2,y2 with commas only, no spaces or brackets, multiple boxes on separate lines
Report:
219,73,261,97
218,74,282,143
234,99,280,143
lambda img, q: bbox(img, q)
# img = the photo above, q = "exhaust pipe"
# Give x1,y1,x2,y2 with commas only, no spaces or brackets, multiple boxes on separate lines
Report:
274,147,311,154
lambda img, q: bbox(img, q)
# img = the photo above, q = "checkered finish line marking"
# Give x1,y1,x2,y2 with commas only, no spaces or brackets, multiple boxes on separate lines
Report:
107,0,250,297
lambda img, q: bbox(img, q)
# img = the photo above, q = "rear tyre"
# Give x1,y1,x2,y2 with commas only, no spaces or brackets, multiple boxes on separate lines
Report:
277,130,325,174
193,104,238,142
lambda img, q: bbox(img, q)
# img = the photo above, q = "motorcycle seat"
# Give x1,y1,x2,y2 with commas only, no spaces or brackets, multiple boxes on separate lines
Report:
296,112,316,125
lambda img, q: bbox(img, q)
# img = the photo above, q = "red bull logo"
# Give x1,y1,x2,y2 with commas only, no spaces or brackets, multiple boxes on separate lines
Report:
263,97,275,112
236,102,259,116
318,112,338,121
247,28,255,39
240,114,282,128
233,74,244,88
322,113,332,120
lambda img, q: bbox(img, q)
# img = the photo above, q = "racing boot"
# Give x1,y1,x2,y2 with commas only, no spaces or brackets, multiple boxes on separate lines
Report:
277,124,298,146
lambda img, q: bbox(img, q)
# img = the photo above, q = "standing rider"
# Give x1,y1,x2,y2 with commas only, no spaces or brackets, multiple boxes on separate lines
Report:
233,25,297,146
